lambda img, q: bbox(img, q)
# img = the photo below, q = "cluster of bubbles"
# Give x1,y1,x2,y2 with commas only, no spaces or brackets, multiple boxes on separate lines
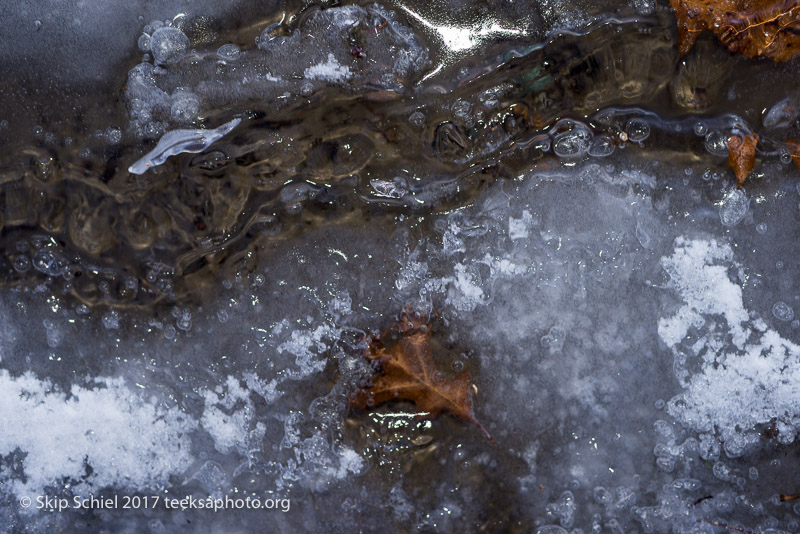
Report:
10,237,75,281
3,231,177,310
126,64,201,138
545,491,576,528
137,20,189,65
4,5,799,318
525,114,651,160
533,485,650,534
127,16,224,137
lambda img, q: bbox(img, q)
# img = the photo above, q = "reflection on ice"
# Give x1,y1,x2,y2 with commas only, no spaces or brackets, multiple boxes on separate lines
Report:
399,6,523,54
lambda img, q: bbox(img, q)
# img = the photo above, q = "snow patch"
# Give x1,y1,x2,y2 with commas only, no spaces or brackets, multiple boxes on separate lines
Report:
658,237,749,349
659,237,800,442
0,370,196,497
304,53,352,82
201,375,263,454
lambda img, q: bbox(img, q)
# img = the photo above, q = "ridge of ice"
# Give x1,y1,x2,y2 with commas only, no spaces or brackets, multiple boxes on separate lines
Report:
128,117,241,174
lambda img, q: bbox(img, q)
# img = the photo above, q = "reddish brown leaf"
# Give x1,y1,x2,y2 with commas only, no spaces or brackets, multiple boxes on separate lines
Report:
349,309,492,442
727,131,759,185
670,0,800,61
787,139,800,175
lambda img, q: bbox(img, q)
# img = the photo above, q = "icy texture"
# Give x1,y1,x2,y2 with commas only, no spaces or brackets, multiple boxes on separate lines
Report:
0,288,372,519
4,157,800,531
0,0,256,83
4,1,800,531
200,375,264,454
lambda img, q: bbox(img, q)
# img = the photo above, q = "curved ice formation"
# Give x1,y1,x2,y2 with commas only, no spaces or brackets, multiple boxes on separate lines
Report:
128,118,242,174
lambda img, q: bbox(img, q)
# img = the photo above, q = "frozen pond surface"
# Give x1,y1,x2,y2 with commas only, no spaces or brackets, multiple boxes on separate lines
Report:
2,1,800,533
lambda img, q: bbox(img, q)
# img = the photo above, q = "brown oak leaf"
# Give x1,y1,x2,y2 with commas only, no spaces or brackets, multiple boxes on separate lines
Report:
727,131,759,185
670,0,800,61
787,139,800,175
349,309,493,442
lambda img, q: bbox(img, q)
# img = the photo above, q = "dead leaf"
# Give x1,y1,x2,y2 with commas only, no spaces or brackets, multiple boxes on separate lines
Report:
727,131,759,185
670,0,800,61
349,308,493,442
787,138,800,174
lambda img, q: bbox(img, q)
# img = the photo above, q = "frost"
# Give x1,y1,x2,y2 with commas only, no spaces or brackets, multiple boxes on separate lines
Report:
0,370,196,497
447,263,486,311
276,325,331,378
509,210,533,240
658,238,748,349
659,238,800,442
336,447,365,477
200,376,260,454
304,53,352,82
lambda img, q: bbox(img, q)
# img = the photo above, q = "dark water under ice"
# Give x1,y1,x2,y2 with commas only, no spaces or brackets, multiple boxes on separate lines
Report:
3,1,800,533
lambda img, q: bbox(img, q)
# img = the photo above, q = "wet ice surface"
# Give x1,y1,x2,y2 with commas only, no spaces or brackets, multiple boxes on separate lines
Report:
4,1,800,533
